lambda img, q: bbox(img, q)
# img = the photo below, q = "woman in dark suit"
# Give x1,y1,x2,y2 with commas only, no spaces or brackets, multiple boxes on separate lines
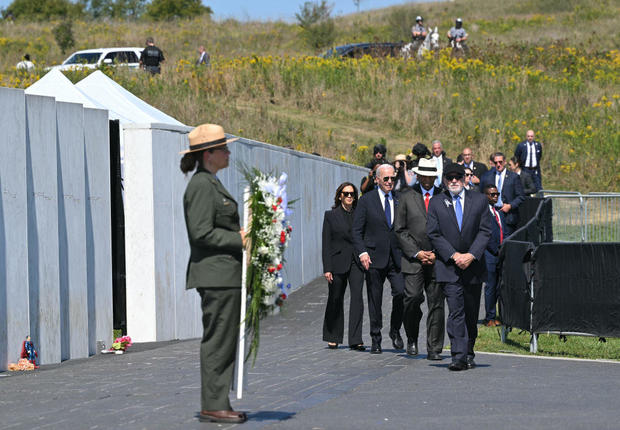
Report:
322,182,365,351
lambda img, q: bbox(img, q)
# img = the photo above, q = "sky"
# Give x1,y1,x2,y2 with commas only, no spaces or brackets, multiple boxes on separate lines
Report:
207,0,425,22
0,1,430,21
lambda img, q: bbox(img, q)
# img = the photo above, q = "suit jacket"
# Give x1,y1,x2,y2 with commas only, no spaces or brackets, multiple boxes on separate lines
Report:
463,160,488,179
486,205,506,256
480,168,525,227
427,189,493,284
514,140,543,169
352,188,402,270
322,206,360,274
518,169,537,195
394,184,441,274
183,167,243,289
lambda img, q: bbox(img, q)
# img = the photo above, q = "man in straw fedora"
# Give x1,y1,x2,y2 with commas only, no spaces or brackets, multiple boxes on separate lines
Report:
180,124,247,423
394,158,445,360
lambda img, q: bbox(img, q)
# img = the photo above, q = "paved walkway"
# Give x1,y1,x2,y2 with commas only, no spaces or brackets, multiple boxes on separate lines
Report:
2,277,619,429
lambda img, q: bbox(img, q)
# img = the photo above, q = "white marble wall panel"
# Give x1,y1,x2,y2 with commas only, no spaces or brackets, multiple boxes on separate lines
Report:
124,127,157,342
25,94,60,365
83,108,113,354
56,101,88,360
0,88,29,371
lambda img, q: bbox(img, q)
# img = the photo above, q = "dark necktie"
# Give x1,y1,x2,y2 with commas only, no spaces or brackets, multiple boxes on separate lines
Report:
384,192,392,228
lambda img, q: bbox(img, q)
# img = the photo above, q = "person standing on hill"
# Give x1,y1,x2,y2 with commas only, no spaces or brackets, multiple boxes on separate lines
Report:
139,37,165,75
197,45,210,66
514,130,543,191
16,54,34,71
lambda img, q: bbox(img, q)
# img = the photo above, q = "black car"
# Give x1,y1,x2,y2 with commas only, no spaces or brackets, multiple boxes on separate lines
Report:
320,42,404,59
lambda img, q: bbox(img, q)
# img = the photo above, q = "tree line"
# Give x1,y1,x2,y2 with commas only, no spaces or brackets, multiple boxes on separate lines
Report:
1,0,213,21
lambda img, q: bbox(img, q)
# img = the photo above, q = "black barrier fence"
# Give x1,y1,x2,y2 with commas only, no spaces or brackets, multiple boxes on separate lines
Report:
498,198,620,343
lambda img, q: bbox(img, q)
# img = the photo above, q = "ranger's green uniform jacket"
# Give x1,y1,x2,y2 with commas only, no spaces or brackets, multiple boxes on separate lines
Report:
183,167,243,288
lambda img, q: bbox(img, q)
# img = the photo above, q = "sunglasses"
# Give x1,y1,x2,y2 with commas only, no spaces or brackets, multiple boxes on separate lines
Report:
464,173,473,177
493,160,505,165
486,192,500,197
445,175,463,181
382,176,397,182
341,191,355,197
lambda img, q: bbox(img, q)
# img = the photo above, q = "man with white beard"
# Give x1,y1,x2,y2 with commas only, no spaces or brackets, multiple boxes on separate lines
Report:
426,163,492,371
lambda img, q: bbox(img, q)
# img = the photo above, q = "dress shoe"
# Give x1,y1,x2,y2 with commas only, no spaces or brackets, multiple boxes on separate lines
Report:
426,352,442,361
389,331,404,350
199,410,247,423
448,361,468,371
493,319,502,326
406,339,418,356
466,357,477,369
350,344,366,351
370,342,382,354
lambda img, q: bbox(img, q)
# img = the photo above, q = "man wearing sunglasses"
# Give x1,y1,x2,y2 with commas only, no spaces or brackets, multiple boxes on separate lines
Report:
482,184,506,327
479,152,525,236
427,163,492,371
352,164,405,354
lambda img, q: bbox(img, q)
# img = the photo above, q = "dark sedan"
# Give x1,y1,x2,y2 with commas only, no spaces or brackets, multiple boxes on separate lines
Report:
320,42,404,59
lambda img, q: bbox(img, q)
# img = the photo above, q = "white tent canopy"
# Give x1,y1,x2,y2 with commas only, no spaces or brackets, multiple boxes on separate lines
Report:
75,71,184,126
24,68,104,110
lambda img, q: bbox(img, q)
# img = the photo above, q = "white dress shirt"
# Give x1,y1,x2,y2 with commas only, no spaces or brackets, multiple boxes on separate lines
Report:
378,190,394,225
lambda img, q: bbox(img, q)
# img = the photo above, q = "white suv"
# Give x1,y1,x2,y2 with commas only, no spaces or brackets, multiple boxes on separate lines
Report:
48,47,144,71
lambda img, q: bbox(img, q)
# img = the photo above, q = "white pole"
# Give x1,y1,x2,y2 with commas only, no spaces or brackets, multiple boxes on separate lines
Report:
236,186,250,399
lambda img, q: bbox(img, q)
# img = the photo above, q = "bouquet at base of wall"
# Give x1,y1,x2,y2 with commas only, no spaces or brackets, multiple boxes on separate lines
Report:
8,358,36,371
101,335,133,355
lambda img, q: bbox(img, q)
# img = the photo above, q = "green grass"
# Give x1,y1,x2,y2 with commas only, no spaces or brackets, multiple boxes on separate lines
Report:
476,325,620,361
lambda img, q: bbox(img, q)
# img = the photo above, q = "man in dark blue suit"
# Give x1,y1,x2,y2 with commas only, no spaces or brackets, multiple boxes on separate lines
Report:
481,184,506,327
352,164,405,354
480,152,525,236
514,130,543,191
427,163,492,371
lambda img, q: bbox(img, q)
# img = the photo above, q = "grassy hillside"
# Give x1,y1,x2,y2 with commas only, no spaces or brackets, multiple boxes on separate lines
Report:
1,0,619,191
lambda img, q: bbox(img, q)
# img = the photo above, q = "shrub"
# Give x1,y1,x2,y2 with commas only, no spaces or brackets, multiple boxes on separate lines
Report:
145,0,212,20
53,20,75,54
4,0,84,20
295,1,336,50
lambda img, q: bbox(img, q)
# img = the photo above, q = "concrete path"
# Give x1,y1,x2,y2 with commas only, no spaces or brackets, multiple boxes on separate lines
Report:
1,277,619,429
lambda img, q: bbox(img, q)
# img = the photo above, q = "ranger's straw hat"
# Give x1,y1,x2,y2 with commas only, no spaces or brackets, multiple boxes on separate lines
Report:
180,124,238,154
413,158,439,177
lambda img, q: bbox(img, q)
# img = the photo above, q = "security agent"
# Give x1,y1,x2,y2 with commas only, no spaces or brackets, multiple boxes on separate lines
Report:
139,37,165,74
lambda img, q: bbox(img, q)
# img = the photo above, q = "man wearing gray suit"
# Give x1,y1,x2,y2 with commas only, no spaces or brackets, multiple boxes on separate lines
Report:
394,158,445,360
427,163,492,371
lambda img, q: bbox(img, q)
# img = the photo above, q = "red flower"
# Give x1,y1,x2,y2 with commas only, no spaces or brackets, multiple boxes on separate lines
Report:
280,293,287,300
287,226,292,232
277,263,283,271
268,267,276,273
272,204,278,211
280,231,286,244
277,197,282,204
272,219,277,223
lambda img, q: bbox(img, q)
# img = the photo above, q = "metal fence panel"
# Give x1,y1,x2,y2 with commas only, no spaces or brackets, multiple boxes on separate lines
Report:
539,191,620,242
